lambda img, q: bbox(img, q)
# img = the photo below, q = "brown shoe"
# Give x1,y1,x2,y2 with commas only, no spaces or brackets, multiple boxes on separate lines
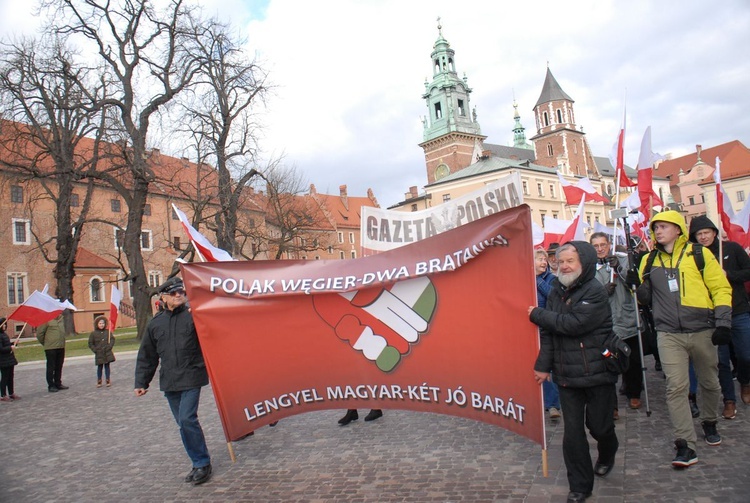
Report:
96,380,102,388
742,384,750,405
106,379,111,387
613,408,620,421
723,400,737,420
629,398,642,409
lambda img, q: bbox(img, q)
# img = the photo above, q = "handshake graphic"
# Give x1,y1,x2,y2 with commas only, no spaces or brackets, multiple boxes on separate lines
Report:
313,276,437,372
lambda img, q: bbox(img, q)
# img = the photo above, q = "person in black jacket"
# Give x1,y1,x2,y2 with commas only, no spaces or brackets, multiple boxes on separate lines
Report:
0,317,19,401
689,215,750,417
529,241,619,503
134,277,212,485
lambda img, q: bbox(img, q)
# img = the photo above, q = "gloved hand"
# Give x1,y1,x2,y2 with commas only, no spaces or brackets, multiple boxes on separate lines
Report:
625,269,640,289
606,255,620,268
711,326,731,346
605,282,617,296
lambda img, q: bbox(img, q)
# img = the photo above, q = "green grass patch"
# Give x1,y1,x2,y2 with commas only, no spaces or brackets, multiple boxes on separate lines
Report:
14,328,142,364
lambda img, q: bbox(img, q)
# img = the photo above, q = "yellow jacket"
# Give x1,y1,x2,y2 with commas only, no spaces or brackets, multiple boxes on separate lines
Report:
636,210,732,332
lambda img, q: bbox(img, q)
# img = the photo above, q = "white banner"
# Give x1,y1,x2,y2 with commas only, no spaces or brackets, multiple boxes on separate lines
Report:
361,172,523,254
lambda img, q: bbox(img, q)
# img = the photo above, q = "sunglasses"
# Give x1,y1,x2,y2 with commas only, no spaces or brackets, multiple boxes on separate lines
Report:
166,289,186,297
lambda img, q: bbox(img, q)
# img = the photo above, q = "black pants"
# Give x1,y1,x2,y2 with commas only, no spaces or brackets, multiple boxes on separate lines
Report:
0,365,14,396
44,348,65,388
558,383,619,494
623,336,644,399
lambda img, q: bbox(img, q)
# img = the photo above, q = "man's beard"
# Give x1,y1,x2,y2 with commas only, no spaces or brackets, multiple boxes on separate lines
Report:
558,269,581,287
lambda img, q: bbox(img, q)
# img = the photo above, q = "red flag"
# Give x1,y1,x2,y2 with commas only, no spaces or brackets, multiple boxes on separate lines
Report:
609,107,636,188
172,204,235,262
109,285,121,332
557,172,609,205
561,198,587,243
7,290,77,327
715,157,750,247
635,127,664,220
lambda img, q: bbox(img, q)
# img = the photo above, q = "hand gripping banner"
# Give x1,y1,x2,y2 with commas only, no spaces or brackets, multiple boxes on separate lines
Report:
181,205,544,446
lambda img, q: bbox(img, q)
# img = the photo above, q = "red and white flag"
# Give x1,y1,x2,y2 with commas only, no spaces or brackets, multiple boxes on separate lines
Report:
636,126,665,219
609,106,636,188
109,285,121,332
561,197,587,243
540,217,571,250
7,289,77,327
172,204,235,262
557,172,609,205
715,157,750,248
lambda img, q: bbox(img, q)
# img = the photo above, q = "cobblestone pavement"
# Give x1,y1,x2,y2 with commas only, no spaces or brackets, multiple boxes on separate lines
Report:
1,352,748,502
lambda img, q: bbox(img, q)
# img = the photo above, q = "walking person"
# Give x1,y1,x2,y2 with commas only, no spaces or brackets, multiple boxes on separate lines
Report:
37,313,70,392
632,211,732,468
689,215,750,417
0,318,19,402
534,247,561,420
529,242,619,503
88,316,116,388
134,277,212,485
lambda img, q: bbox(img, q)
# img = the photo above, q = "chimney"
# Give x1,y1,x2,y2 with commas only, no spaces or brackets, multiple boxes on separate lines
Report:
339,184,348,209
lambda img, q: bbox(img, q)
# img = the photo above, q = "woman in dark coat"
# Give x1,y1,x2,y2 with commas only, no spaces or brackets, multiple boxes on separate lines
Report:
0,317,19,401
88,316,116,387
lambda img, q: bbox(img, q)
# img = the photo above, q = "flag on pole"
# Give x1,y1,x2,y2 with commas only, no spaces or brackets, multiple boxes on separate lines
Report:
636,126,665,219
171,204,235,262
561,197,587,243
557,172,609,205
609,107,637,188
109,285,122,332
7,290,77,327
715,157,750,248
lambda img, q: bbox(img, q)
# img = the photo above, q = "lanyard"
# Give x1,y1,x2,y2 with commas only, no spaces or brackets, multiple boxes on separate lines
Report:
658,245,687,279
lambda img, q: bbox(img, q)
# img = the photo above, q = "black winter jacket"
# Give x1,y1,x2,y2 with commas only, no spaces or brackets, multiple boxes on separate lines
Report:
689,215,750,316
134,304,209,392
531,241,618,388
0,331,18,368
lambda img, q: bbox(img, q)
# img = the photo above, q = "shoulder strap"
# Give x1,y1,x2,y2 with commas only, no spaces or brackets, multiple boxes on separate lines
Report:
642,249,658,277
692,243,705,279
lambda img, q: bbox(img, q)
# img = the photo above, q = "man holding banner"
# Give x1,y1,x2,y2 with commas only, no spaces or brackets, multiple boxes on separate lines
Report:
529,242,619,503
134,277,212,486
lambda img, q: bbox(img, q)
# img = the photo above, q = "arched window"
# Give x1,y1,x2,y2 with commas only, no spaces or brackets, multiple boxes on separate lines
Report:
90,277,104,303
543,111,549,127
547,143,554,156
573,140,578,154
556,109,563,123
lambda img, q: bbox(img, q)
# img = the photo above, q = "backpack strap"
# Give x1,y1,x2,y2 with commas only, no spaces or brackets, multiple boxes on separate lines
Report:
642,249,658,278
691,243,705,279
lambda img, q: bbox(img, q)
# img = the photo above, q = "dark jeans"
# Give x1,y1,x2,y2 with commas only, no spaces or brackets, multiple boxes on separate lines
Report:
719,312,750,401
559,383,619,494
44,348,65,388
164,387,211,468
96,363,111,380
1,365,15,396
623,336,643,399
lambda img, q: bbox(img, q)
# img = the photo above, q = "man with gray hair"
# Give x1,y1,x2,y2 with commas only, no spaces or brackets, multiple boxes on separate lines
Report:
529,241,620,503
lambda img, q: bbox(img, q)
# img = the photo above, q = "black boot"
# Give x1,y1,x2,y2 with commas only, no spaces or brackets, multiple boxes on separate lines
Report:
338,409,358,425
364,409,383,422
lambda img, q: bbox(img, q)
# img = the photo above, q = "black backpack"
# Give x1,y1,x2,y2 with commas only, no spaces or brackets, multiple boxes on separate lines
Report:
641,243,706,280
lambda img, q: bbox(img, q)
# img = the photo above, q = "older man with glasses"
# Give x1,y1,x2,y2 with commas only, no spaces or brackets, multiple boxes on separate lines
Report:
134,277,213,486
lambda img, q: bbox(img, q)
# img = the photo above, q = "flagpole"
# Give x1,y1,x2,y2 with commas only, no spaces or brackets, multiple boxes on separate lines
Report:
12,322,28,346
190,239,207,262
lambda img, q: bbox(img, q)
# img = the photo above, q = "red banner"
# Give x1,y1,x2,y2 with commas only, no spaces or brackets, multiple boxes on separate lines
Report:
181,205,544,446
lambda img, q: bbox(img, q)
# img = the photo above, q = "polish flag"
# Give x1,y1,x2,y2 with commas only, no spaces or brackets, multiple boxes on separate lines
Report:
7,290,77,327
715,157,750,248
561,197,587,243
172,204,235,262
109,285,121,332
531,221,545,246
557,172,609,205
636,127,665,219
541,217,572,250
609,107,636,188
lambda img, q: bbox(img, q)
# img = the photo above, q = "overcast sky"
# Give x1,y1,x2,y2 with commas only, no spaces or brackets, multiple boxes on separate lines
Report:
3,0,749,207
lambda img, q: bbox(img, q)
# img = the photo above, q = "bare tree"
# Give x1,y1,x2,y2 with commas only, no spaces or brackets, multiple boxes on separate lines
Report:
46,0,203,337
178,18,268,257
0,36,109,332
256,163,335,260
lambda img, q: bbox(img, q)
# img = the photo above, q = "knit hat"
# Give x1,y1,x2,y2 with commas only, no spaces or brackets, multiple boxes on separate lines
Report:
688,215,719,243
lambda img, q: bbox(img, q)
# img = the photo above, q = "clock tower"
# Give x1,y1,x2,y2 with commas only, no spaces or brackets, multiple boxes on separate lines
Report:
419,20,485,185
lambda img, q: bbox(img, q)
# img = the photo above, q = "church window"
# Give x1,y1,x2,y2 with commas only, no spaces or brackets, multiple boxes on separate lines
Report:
543,112,549,127
557,109,563,123
457,99,465,116
547,143,553,157
573,140,578,154
434,102,443,119
448,57,455,72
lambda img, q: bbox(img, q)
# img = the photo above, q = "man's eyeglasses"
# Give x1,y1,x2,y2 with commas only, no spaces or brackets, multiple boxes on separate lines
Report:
167,289,186,297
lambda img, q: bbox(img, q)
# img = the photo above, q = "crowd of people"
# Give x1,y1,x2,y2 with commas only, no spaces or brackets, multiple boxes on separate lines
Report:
530,210,750,503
